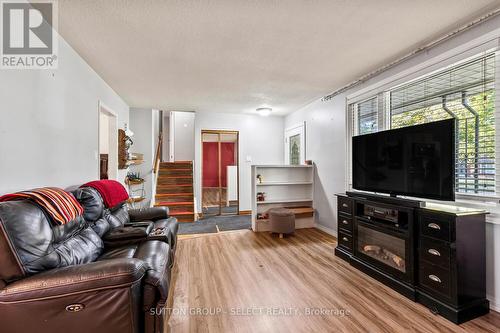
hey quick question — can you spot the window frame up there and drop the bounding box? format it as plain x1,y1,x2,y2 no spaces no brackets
345,49,500,202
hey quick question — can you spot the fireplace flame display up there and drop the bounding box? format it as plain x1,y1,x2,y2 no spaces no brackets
362,245,406,272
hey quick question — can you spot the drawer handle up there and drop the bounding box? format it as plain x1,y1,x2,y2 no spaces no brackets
428,249,441,256
342,237,349,242
342,203,349,208
428,275,442,283
427,223,441,230
342,220,349,225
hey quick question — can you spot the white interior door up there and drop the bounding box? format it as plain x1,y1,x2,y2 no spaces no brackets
285,122,306,165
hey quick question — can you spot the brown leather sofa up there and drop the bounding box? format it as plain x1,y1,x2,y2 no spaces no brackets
0,194,177,333
73,186,179,253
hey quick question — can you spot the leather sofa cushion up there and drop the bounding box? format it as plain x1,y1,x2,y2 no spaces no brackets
133,241,171,304
73,187,104,222
128,206,169,222
0,201,103,281
109,203,130,226
102,227,150,248
91,217,112,237
98,245,139,261
0,258,146,302
98,241,171,307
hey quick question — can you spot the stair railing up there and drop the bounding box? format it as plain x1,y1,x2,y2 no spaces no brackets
153,131,162,174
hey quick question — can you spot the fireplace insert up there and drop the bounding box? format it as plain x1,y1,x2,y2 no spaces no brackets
353,201,414,284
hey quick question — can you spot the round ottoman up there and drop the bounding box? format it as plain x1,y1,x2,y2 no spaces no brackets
268,208,295,238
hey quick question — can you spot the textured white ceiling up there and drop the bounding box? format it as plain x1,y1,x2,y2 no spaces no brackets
57,0,500,115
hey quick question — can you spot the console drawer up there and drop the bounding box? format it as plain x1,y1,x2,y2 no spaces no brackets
338,231,353,252
419,261,452,300
419,237,451,269
338,196,353,216
419,212,452,242
338,214,353,233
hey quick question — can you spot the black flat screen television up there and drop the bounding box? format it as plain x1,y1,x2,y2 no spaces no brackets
352,119,455,201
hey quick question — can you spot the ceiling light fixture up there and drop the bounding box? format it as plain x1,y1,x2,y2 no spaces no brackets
256,107,272,116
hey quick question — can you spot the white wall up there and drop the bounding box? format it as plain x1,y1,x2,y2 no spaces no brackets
285,15,500,311
285,96,347,234
0,37,129,194
173,111,195,161
195,112,284,212
129,108,159,207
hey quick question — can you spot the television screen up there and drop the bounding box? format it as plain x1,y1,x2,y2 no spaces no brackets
352,119,455,201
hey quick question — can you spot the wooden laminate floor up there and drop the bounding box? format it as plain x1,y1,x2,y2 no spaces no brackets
166,228,500,333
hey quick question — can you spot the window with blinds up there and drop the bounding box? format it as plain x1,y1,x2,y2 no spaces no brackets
390,53,496,195
356,97,378,135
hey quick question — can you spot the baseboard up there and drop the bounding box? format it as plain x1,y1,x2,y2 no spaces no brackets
239,210,251,215
487,294,500,313
315,224,337,238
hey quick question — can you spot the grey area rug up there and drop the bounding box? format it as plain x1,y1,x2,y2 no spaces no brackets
178,215,251,235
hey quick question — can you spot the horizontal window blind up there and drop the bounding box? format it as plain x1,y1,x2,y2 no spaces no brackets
357,97,378,135
390,54,496,195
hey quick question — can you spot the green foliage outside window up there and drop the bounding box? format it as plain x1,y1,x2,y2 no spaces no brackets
391,91,496,193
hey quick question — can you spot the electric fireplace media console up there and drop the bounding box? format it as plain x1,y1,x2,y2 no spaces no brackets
335,192,489,324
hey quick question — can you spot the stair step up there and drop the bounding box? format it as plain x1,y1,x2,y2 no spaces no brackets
157,179,192,184
158,176,192,179
153,206,194,222
156,161,195,222
160,162,193,169
156,192,193,196
156,187,193,194
159,170,192,176
156,201,193,206
176,216,195,222
159,168,192,172
169,207,194,213
155,194,193,202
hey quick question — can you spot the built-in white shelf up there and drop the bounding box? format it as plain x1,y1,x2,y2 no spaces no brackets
252,165,314,168
257,198,313,205
251,165,315,232
257,181,313,186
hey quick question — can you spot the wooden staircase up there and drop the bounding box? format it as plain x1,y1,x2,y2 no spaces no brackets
154,161,195,222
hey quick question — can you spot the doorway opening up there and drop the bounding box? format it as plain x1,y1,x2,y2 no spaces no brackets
201,130,239,217
98,103,118,180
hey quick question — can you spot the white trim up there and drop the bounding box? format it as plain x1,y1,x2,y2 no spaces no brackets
315,224,337,238
98,101,119,180
98,101,118,117
169,111,175,162
488,295,500,313
345,101,353,192
495,51,500,196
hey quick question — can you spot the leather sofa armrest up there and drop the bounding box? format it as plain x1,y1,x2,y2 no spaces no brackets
103,226,150,241
128,207,169,222
0,258,147,303
124,221,154,229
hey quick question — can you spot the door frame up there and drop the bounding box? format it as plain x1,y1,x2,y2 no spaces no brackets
201,129,240,216
285,122,306,165
98,101,118,180
169,111,175,162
